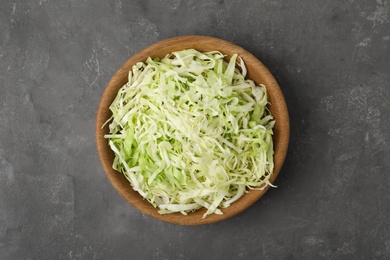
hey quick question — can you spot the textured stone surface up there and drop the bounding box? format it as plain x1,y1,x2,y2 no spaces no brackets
1,0,390,259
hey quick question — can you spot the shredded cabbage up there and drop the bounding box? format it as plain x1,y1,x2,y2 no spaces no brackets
104,49,275,218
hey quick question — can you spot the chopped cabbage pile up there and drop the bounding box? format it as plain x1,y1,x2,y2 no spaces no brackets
104,49,275,218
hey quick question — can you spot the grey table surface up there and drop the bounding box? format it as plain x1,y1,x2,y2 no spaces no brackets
1,0,390,259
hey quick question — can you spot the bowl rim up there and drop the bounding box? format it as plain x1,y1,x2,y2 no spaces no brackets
95,35,290,225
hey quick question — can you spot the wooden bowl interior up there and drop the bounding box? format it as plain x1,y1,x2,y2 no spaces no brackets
96,36,289,225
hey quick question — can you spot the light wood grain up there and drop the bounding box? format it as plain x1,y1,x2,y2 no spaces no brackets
95,36,290,225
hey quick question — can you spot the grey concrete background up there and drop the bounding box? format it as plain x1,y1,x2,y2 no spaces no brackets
0,0,389,259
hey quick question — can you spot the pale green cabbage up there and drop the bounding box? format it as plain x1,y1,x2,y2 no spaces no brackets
104,49,275,218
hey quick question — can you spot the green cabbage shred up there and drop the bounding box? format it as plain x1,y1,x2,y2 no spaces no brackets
104,49,275,218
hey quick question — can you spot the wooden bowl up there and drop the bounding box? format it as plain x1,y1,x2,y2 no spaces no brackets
96,36,289,225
